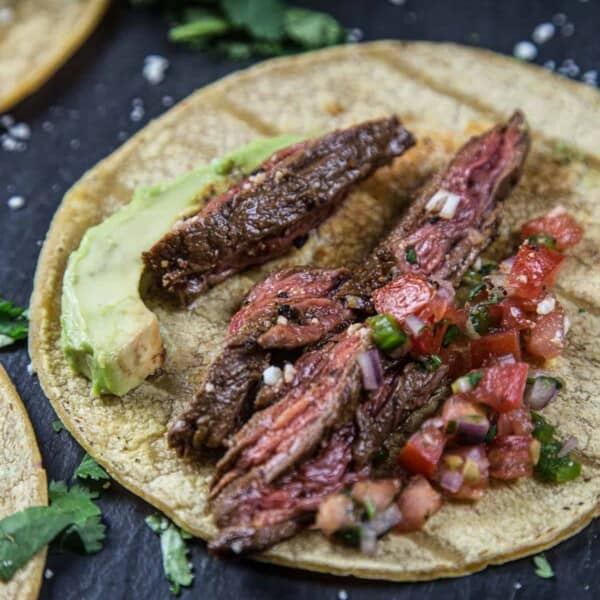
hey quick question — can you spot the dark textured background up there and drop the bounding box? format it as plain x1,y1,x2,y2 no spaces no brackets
1,1,598,598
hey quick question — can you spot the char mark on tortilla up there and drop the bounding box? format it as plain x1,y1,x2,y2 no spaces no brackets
206,112,531,554
144,116,415,304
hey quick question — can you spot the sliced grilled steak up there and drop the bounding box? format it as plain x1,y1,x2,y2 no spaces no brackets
168,268,350,452
208,113,531,554
144,117,415,303
337,111,530,309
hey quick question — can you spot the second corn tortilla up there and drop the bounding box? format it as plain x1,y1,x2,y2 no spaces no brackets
30,41,600,580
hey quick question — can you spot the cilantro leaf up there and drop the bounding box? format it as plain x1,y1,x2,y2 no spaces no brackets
0,297,28,348
146,514,194,595
169,9,231,43
222,0,286,41
52,419,65,433
0,482,106,582
284,7,346,49
74,454,110,482
533,554,554,579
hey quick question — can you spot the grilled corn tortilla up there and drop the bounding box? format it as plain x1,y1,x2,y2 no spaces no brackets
30,42,600,580
0,0,109,112
0,364,47,599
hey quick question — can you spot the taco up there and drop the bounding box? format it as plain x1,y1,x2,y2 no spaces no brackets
0,364,47,600
0,0,109,112
30,41,600,580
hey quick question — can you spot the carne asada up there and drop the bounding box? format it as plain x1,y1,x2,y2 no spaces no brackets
207,114,533,554
170,112,530,456
144,116,415,303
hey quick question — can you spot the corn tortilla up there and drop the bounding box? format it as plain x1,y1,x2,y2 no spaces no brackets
0,0,109,113
30,42,600,580
0,364,47,599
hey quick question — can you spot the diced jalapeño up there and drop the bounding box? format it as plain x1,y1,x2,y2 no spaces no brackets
367,314,408,351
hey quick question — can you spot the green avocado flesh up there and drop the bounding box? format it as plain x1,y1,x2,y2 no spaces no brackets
61,135,302,397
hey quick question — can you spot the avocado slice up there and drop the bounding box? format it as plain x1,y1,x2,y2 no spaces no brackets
61,135,302,396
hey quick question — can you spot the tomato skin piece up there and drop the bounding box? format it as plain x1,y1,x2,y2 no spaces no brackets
497,407,534,436
488,435,536,480
372,274,438,324
521,209,584,250
470,330,522,368
411,322,447,356
395,475,442,533
507,242,564,300
524,305,567,360
397,420,446,478
466,362,528,413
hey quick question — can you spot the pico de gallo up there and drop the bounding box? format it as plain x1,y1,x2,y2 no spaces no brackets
315,207,584,552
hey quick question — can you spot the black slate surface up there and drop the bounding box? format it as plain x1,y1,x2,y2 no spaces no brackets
0,1,598,599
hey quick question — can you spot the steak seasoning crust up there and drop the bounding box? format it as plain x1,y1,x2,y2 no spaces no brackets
143,117,415,303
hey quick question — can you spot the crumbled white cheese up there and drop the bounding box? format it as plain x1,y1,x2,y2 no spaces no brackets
283,363,296,384
338,591,349,600
263,366,283,386
513,41,538,61
276,315,288,325
44,569,54,580
143,55,170,85
7,195,25,210
9,123,31,140
205,382,215,393
537,295,556,315
532,22,555,44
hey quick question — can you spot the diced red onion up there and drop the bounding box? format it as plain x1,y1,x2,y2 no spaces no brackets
564,314,571,334
558,435,578,458
548,205,567,218
486,271,508,289
359,525,378,555
358,349,384,390
439,469,464,494
524,376,559,410
369,504,403,536
455,416,490,444
405,314,426,337
499,256,516,272
451,375,473,394
440,193,461,219
536,295,556,315
497,354,516,364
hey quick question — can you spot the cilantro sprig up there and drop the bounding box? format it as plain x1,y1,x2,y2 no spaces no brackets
0,482,106,581
533,553,554,579
74,454,110,482
146,514,194,595
131,0,346,58
0,297,28,348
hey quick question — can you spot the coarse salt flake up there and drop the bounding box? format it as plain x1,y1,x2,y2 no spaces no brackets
143,55,170,85
263,366,283,386
532,22,555,44
513,41,537,61
7,195,25,210
9,123,31,140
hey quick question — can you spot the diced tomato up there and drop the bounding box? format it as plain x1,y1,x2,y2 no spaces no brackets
444,305,468,328
521,207,584,250
497,407,534,436
395,475,442,532
497,297,536,331
465,362,528,413
351,479,401,513
507,242,564,300
411,321,447,355
441,395,487,424
436,445,490,500
524,304,567,360
440,344,471,379
488,435,537,480
470,330,522,368
373,274,440,324
397,420,446,478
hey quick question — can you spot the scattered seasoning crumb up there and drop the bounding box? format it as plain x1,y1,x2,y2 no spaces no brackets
558,59,580,78
347,28,363,43
36,239,43,246
552,13,567,26
1,135,25,152
161,95,174,107
544,60,556,71
44,568,54,580
130,99,145,123
7,195,25,210
324,101,345,116
514,581,523,590
513,41,537,61
143,55,170,85
8,123,30,140
532,22,555,44
338,590,348,600
117,131,128,141
582,70,598,86
561,22,575,37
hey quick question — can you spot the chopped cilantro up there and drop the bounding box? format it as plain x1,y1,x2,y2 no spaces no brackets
469,304,490,335
442,323,460,347
0,297,28,348
146,514,194,595
363,498,376,520
284,7,345,48
420,354,442,372
484,424,497,444
467,371,483,388
405,245,418,265
74,454,110,482
578,307,586,314
0,482,106,582
527,233,557,250
467,282,485,301
51,419,65,433
533,554,554,579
